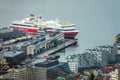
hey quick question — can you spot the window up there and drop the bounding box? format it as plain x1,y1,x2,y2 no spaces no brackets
12,23,32,27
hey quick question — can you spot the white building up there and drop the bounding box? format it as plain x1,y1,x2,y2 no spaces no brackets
66,53,95,72
9,68,26,80
66,54,78,72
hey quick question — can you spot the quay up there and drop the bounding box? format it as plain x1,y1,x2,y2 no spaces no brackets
37,38,78,56
47,38,77,54
0,28,78,58
0,28,78,65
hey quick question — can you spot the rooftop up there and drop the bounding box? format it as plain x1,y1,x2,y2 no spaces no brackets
0,27,13,34
30,31,62,45
35,59,59,68
66,54,78,60
3,51,24,57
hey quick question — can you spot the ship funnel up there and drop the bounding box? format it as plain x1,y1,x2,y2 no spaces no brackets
30,14,34,17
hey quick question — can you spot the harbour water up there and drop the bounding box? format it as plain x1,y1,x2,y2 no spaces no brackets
1,0,120,61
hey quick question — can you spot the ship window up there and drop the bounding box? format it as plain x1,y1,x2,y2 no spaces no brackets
12,23,32,27
12,23,19,26
46,28,53,30
21,24,32,27
61,26,74,28
61,29,75,31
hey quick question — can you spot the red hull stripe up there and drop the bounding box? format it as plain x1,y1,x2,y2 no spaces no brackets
9,26,38,33
46,30,78,38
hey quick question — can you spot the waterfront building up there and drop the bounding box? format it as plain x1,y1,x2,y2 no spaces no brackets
75,45,116,73
96,45,116,64
66,54,79,72
6,58,71,80
78,53,95,68
3,51,26,64
85,45,116,67
90,49,108,67
78,53,95,72
115,43,120,62
26,32,64,56
114,34,120,62
9,68,26,80
66,53,95,72
27,59,71,80
116,43,120,55
0,27,25,41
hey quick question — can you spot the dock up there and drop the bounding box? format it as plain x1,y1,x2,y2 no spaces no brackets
39,38,78,56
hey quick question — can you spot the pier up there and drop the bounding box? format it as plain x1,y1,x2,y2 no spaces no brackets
39,38,78,56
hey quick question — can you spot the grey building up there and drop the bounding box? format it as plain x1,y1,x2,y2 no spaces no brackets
0,28,25,41
26,32,64,56
3,51,26,64
27,59,71,80
78,53,95,68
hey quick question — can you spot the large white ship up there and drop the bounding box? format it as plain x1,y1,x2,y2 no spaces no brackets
9,15,79,38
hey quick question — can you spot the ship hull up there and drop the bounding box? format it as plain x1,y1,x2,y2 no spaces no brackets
9,26,38,33
46,30,79,38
